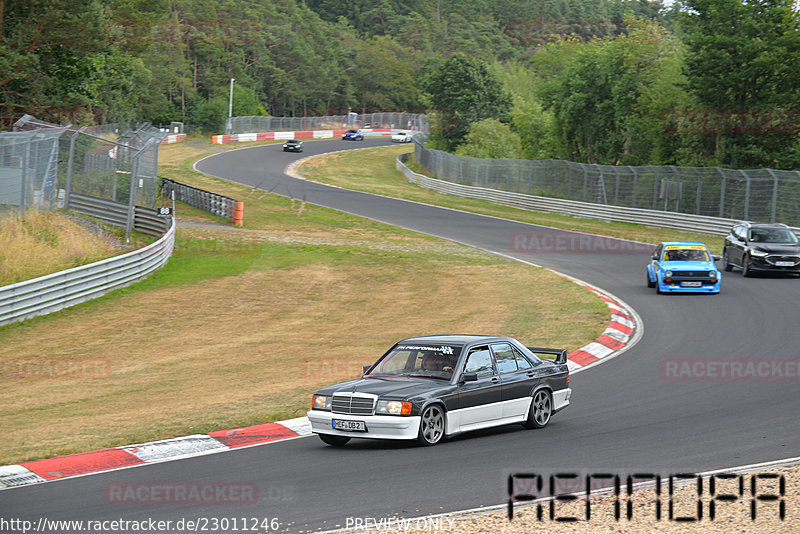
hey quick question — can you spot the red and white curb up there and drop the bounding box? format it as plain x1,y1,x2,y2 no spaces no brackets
566,284,639,373
0,418,313,490
0,283,637,491
160,133,185,144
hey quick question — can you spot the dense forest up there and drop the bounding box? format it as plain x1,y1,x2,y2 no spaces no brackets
2,0,799,169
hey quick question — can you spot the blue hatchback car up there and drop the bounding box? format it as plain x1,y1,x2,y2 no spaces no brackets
342,129,364,141
646,241,721,294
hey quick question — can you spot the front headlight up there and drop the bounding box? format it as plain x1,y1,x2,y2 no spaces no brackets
750,249,768,257
375,400,412,415
665,270,673,277
312,395,331,411
708,270,717,277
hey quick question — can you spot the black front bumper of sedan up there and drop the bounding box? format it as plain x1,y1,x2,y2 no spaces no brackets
749,255,800,273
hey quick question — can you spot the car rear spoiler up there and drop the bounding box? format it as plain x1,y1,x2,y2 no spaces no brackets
527,347,568,365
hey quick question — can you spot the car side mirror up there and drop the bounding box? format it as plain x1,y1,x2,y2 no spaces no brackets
363,364,371,374
460,372,478,383
651,254,658,260
712,255,721,262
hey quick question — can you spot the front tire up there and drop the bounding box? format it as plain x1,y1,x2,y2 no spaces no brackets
417,404,445,446
319,434,350,447
742,255,753,277
524,389,552,429
722,250,733,272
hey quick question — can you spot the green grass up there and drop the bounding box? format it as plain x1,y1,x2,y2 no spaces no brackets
299,146,727,254
0,139,610,464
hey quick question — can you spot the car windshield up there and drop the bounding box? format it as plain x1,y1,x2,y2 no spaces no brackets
663,247,709,262
366,344,462,380
749,229,799,244
288,139,300,143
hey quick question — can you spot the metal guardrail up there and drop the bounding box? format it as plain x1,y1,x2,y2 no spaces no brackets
0,218,176,327
396,154,800,238
414,142,800,227
68,193,169,236
159,178,241,223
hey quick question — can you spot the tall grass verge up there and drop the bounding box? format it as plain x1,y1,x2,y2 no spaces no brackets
0,210,123,287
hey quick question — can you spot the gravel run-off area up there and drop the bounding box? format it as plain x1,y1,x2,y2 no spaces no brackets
341,461,799,534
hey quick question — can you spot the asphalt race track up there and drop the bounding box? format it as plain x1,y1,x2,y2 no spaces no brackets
3,138,799,532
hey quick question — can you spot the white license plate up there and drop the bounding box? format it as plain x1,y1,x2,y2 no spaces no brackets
332,419,367,432
681,281,703,287
775,261,794,267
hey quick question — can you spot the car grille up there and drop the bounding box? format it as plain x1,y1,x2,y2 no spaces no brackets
767,255,800,264
670,271,712,277
332,395,375,415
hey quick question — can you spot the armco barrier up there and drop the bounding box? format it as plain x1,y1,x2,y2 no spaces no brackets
159,178,242,225
67,194,170,236
211,128,396,144
0,218,176,327
396,154,800,238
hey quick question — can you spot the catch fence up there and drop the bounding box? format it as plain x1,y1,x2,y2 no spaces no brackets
3,115,168,239
415,144,800,227
226,113,428,135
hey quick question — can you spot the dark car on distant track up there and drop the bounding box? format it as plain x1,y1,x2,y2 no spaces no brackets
282,139,303,152
342,129,364,141
307,335,571,446
722,222,800,276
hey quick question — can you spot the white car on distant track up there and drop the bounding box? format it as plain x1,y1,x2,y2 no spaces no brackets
391,131,414,143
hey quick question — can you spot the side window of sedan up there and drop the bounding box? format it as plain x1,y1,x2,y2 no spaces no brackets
510,344,535,370
491,343,518,374
464,346,495,378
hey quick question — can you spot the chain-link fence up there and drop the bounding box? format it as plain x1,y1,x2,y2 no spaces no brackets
415,144,800,226
226,112,429,134
4,115,167,238
0,127,65,214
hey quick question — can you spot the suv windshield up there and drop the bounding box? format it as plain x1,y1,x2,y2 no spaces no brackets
749,228,799,244
367,344,462,380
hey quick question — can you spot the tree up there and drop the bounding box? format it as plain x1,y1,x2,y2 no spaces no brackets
0,0,117,125
455,118,522,158
678,0,800,168
421,53,511,150
352,36,423,113
534,17,688,165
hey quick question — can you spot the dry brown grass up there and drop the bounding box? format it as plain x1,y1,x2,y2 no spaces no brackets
0,210,122,286
0,227,606,464
0,140,608,464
